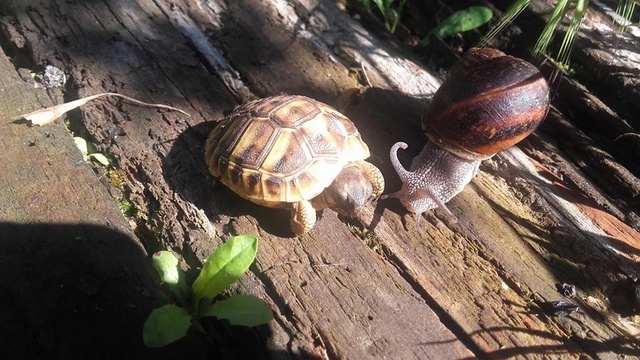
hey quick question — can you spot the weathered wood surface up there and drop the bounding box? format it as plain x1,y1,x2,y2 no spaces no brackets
1,0,639,358
0,41,190,358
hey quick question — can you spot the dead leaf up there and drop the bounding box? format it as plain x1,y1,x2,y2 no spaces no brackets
17,92,190,126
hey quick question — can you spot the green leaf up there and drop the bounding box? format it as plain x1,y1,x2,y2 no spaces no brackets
152,251,180,283
200,294,273,327
74,137,111,166
424,6,493,45
386,0,406,33
87,153,110,166
73,137,88,156
151,251,190,306
142,304,192,347
191,235,258,304
371,0,386,15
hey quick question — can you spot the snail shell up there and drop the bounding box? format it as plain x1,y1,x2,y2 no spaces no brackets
425,47,550,160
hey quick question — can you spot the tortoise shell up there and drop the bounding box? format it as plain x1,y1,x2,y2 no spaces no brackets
204,95,371,208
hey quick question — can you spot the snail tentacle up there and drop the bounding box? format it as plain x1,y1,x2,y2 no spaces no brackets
388,142,411,182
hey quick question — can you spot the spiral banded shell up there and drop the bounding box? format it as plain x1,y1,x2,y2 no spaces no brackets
423,48,550,160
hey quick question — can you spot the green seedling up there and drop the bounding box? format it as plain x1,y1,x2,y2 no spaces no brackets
359,0,407,33
143,235,273,348
422,6,493,45
73,136,110,166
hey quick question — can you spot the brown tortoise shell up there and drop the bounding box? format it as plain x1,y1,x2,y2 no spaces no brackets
204,95,371,208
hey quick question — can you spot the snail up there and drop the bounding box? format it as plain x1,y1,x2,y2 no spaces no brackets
385,47,550,222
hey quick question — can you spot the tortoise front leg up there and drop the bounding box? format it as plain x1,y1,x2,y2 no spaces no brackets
356,160,385,200
290,200,317,235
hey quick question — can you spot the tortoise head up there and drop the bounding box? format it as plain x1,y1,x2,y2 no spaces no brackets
311,161,384,215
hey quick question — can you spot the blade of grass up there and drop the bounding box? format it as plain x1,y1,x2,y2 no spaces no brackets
616,0,637,31
480,0,531,46
533,0,572,59
556,0,589,70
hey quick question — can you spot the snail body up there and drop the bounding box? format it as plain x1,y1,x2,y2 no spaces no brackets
387,48,550,221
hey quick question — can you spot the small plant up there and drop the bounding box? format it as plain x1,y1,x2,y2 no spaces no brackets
360,0,407,33
114,193,136,217
143,235,273,347
73,136,110,166
106,168,126,189
422,6,494,45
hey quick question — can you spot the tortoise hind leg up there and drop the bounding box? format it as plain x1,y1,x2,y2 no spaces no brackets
290,200,317,235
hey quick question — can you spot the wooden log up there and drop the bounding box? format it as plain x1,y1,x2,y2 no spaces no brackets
1,0,639,358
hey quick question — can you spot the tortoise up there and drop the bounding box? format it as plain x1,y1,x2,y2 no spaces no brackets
204,95,385,235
